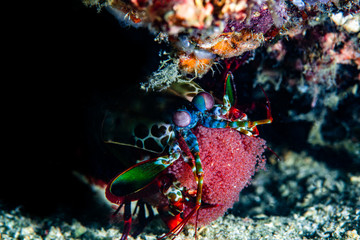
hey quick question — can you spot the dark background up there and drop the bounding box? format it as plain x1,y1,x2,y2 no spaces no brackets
2,0,163,222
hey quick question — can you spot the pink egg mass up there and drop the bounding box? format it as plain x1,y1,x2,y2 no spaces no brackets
167,125,267,226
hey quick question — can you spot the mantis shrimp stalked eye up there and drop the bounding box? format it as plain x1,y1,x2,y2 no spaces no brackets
192,92,214,112
173,110,192,128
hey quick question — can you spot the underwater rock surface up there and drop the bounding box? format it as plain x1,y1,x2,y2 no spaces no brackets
1,151,359,239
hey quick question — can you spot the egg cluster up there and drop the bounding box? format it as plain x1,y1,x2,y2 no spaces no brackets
167,125,266,226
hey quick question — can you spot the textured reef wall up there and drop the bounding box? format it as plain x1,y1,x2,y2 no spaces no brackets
81,0,360,237
81,0,360,166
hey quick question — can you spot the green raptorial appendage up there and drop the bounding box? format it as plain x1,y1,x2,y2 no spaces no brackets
110,159,167,197
225,73,235,107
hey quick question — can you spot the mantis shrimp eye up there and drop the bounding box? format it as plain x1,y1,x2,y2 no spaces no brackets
173,110,191,127
192,92,214,112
